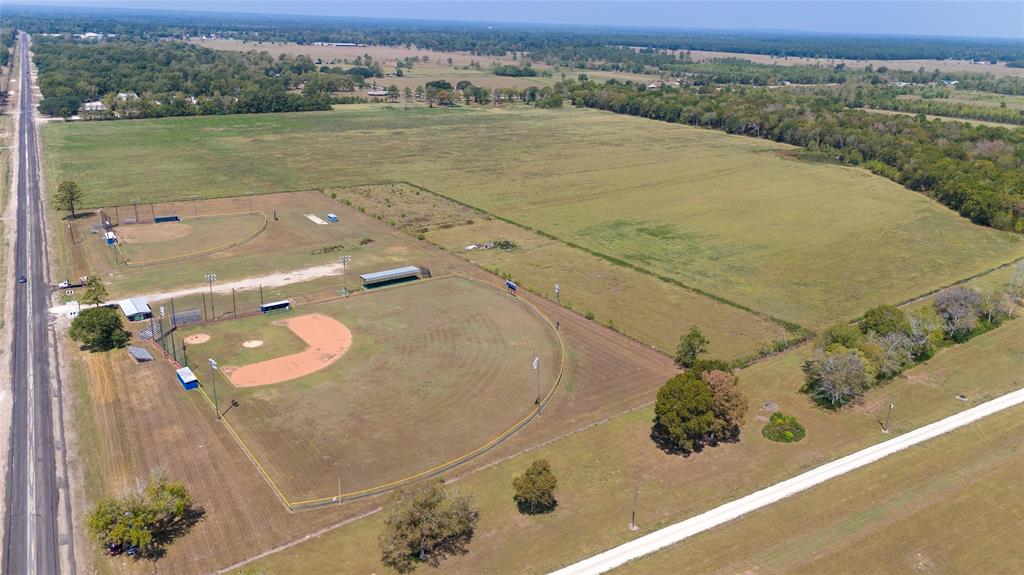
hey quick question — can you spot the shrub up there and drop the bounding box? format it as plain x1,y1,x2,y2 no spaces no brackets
512,460,558,514
859,304,910,336
761,412,806,443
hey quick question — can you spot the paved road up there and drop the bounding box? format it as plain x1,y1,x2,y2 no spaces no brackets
551,386,1024,575
2,32,61,575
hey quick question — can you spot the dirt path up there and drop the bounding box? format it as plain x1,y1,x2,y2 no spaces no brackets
48,261,345,316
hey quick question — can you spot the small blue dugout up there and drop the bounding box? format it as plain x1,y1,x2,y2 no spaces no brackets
326,213,338,223
176,367,199,391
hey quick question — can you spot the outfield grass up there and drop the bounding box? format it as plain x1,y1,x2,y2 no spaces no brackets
174,276,561,501
229,312,1024,574
615,404,1024,575
44,106,1022,328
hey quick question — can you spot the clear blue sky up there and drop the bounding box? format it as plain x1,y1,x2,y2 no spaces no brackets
14,1,1024,39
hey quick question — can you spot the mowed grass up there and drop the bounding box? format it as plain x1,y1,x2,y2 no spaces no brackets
174,276,561,501
615,405,1024,575
230,315,1024,574
44,106,1022,328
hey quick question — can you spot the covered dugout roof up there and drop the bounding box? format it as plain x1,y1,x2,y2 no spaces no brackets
360,266,421,285
118,297,151,317
176,367,198,382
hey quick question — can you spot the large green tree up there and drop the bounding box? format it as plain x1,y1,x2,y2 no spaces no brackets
85,473,200,558
69,306,129,351
674,326,708,369
379,480,478,573
81,275,108,305
653,372,715,453
53,180,85,218
859,304,910,337
512,459,558,514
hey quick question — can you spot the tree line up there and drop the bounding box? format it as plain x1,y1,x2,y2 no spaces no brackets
33,40,334,118
804,267,1023,408
563,79,1024,232
7,6,1023,63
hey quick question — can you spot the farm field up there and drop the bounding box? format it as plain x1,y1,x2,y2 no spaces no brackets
62,191,457,299
333,183,787,359
43,105,1023,328
862,106,1022,128
172,276,562,502
229,310,1024,575
193,38,655,90
686,49,1024,78
898,90,1024,110
615,404,1024,575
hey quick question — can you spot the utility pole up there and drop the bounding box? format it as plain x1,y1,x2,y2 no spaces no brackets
883,396,894,433
630,484,640,531
208,358,220,419
554,283,561,330
340,255,351,296
190,194,199,219
232,288,237,317
246,191,255,213
205,273,217,319
130,198,139,223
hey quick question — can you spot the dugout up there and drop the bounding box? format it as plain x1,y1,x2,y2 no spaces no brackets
176,367,199,391
360,266,422,288
154,215,181,223
260,300,292,314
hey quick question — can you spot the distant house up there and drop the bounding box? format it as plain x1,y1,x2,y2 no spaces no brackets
118,297,152,322
366,89,390,98
116,91,139,101
81,100,106,112
646,80,680,90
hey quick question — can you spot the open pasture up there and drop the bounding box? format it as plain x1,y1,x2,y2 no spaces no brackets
173,276,562,502
616,404,1024,575
44,105,1023,328
334,183,788,358
686,49,1024,78
63,190,455,298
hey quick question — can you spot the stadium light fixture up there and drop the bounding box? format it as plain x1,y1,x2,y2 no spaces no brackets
205,273,217,319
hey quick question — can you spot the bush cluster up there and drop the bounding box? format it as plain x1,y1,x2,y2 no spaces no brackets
761,412,806,443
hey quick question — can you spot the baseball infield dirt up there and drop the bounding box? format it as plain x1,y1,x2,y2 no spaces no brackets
226,314,352,387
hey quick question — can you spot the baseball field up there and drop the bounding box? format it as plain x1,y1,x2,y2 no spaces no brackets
43,105,1023,330
171,275,562,502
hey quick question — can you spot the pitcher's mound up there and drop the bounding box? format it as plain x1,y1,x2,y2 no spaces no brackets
184,333,210,344
243,340,264,348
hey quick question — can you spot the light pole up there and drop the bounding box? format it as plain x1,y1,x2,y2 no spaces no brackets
208,357,220,419
130,198,139,222
532,356,541,408
190,194,199,219
554,283,561,330
883,396,894,433
205,273,217,319
246,191,254,213
339,255,351,296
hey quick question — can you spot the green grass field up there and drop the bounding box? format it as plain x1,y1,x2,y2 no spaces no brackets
44,105,1022,329
173,276,561,502
228,311,1024,574
615,404,1024,575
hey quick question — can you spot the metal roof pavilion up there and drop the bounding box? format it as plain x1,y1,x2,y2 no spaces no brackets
359,266,421,284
